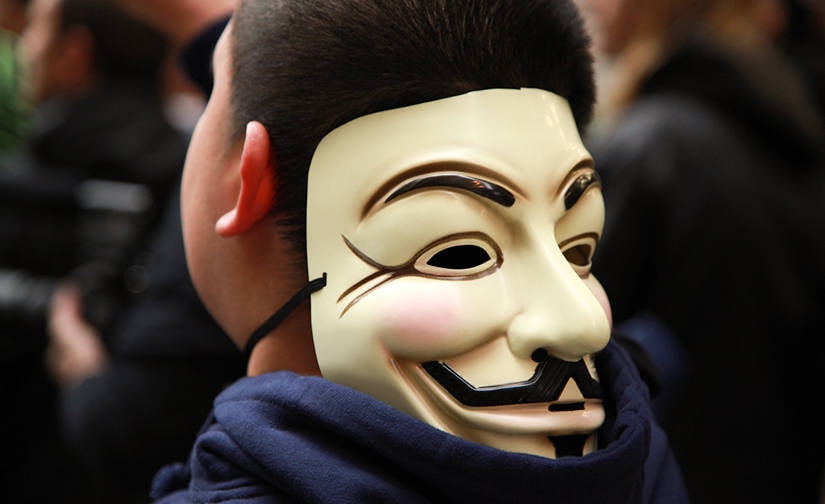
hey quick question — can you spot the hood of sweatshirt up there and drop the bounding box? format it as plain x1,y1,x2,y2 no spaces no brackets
151,340,686,504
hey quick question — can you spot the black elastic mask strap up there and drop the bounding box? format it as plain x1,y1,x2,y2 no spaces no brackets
243,273,327,361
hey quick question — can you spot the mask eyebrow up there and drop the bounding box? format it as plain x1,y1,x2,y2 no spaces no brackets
556,161,600,210
362,161,522,219
385,174,515,207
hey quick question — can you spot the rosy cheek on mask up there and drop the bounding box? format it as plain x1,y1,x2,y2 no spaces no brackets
583,275,613,328
377,284,464,360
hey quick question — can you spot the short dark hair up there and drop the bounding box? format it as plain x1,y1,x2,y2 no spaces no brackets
230,0,595,260
60,0,169,83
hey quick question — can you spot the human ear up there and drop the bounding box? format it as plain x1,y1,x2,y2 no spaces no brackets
215,121,276,237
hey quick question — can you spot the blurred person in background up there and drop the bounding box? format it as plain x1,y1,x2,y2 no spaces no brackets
0,0,182,283
39,0,245,500
1,0,244,502
0,0,180,501
576,0,825,501
0,0,30,155
7,0,182,194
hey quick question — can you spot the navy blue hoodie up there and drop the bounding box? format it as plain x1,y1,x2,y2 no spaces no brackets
150,341,687,503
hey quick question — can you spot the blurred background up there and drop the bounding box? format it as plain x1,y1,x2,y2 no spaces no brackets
1,0,243,502
574,0,825,502
2,0,824,502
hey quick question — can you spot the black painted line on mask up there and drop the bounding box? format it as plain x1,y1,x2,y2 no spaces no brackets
386,174,515,207
563,171,601,210
421,356,603,407
548,434,589,458
548,402,585,412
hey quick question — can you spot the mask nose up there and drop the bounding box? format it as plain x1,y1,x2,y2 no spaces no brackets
506,246,611,363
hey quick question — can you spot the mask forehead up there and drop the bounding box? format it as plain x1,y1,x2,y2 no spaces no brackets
307,87,591,277
311,88,587,214
306,88,609,456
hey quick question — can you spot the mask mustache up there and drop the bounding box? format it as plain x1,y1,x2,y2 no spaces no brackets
421,355,603,408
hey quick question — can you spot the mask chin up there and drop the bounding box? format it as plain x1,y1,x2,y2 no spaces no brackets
395,357,606,459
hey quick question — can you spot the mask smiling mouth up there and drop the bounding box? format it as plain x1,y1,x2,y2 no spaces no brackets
421,355,603,408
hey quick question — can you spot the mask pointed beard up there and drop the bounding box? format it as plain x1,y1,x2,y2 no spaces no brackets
421,355,603,408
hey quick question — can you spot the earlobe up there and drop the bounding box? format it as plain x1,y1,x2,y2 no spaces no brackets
216,121,276,237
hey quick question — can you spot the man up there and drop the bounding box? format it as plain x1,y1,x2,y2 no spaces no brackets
151,0,687,502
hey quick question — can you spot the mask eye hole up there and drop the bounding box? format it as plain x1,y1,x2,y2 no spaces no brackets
559,233,599,278
562,244,592,267
427,244,491,270
414,236,501,278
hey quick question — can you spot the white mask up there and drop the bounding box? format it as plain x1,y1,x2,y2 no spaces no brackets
305,88,612,459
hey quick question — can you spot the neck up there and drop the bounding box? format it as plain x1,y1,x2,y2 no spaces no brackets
246,302,321,377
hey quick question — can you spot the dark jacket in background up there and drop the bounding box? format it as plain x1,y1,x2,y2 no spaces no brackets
0,78,185,275
589,35,825,504
30,79,184,202
60,186,246,503
0,78,187,503
1,75,245,503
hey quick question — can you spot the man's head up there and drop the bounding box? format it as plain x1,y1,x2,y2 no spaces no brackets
181,0,607,457
228,0,596,255
22,0,167,103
